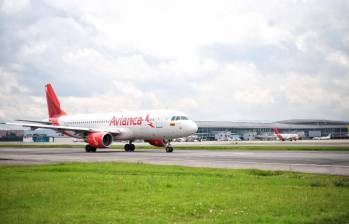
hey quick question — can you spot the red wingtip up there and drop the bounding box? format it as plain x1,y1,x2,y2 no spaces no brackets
45,83,66,118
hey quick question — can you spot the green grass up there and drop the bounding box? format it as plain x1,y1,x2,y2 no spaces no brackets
1,163,349,223
1,143,349,151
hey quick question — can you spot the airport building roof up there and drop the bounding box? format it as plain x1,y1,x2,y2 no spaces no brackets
276,119,349,125
196,119,349,129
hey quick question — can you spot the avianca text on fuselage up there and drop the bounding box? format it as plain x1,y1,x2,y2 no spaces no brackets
109,114,154,128
109,116,143,126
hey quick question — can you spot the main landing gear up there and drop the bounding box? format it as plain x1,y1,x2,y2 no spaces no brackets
165,141,173,153
85,144,97,153
124,141,135,152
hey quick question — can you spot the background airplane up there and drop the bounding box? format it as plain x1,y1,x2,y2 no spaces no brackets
313,134,331,140
3,84,198,153
273,128,300,141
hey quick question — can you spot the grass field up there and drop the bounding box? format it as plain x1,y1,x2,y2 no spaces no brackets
1,163,349,223
1,143,349,151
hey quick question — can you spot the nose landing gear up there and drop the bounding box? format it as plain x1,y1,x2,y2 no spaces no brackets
165,140,173,153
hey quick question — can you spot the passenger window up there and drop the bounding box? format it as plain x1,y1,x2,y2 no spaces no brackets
176,116,180,120
171,116,176,121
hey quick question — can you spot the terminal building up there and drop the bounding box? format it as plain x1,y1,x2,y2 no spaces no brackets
196,119,349,141
0,129,24,141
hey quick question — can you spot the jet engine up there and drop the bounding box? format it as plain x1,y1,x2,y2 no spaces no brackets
87,132,113,148
146,139,167,147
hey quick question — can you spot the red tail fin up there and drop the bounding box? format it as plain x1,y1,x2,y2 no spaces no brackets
273,128,282,140
273,128,280,135
45,84,66,118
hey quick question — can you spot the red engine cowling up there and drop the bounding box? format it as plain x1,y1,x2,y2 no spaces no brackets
87,132,113,148
146,139,167,147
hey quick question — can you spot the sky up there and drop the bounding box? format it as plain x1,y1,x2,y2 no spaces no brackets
0,0,349,122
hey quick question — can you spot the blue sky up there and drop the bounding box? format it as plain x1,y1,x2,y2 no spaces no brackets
0,0,349,121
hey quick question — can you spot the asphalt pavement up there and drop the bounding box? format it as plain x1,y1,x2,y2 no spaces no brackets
1,147,348,176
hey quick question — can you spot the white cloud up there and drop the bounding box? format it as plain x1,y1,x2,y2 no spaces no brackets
234,88,275,105
1,0,30,13
327,51,349,68
0,0,349,121
0,68,46,120
21,43,47,56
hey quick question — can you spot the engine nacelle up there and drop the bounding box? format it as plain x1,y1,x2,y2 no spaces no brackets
87,132,113,148
146,139,167,147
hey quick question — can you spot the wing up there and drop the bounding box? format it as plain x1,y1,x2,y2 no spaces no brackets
15,119,52,125
2,122,121,136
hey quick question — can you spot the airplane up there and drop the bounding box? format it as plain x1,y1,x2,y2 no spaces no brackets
2,84,198,153
313,134,331,140
255,134,276,141
273,128,300,141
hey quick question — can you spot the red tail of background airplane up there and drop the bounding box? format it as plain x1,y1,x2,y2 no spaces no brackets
273,128,282,140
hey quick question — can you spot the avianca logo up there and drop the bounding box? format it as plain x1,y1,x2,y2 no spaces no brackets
109,114,154,128
145,114,155,128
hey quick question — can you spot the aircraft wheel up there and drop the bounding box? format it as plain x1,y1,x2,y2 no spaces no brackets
90,147,97,152
130,144,135,152
124,143,135,152
166,146,173,153
85,145,91,153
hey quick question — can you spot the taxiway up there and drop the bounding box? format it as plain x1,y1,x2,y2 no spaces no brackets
0,147,348,176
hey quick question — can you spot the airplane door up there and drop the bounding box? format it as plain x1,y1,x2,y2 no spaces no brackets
156,117,163,128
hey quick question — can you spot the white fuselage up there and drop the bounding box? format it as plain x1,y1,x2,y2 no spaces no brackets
55,109,198,141
313,134,331,140
276,133,300,141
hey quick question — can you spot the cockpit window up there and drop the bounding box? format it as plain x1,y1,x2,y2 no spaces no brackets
172,116,189,121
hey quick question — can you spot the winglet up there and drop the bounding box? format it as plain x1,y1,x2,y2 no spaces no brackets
45,84,66,118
